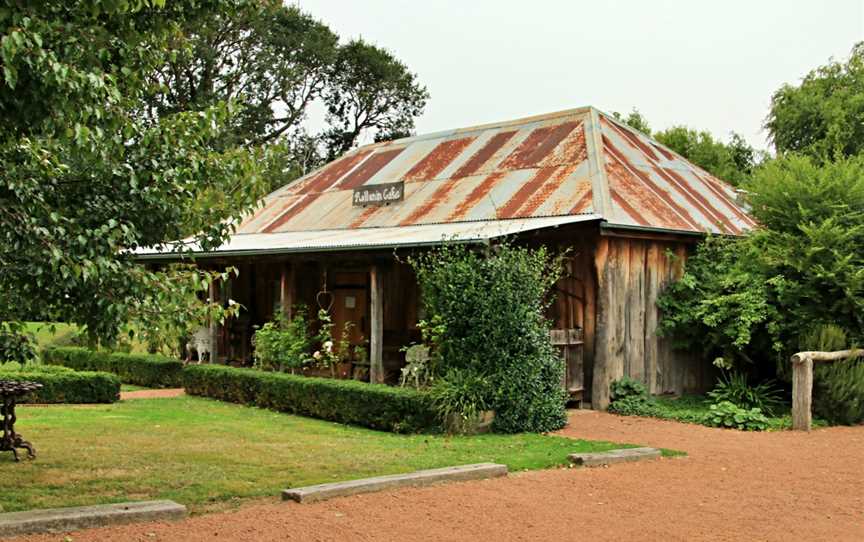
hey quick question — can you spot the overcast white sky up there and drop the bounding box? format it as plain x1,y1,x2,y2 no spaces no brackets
295,0,863,151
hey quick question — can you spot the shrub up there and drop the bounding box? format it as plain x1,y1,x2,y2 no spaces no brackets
813,359,864,425
610,376,649,402
252,306,312,372
183,364,438,433
608,377,653,416
703,401,769,431
41,346,184,388
409,243,567,433
429,370,491,433
658,156,864,380
0,363,119,403
707,371,785,416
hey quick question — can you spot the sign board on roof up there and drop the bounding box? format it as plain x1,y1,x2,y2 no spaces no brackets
353,181,404,207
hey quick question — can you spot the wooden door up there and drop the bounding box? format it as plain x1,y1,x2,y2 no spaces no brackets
550,328,584,403
332,288,368,356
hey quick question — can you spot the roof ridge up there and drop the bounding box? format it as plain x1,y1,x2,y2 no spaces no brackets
369,105,596,148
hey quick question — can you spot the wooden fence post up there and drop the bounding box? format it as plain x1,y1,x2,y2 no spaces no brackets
791,355,813,431
790,349,864,431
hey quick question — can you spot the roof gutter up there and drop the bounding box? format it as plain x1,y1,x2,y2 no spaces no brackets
133,237,490,262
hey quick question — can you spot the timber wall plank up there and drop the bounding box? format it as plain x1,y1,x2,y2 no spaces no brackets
592,237,710,409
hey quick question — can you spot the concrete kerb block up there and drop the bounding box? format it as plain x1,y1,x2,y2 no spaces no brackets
283,463,508,503
0,500,187,538
569,447,661,467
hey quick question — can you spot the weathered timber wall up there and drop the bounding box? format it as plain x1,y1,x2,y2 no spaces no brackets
592,236,710,409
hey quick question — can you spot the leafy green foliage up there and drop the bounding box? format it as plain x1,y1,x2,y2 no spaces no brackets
611,108,652,135
0,322,36,364
410,243,567,433
0,363,119,404
813,359,864,425
703,401,770,431
608,377,652,416
41,346,185,388
707,372,785,416
252,306,312,372
659,155,864,379
312,308,354,376
610,376,648,402
429,370,491,434
183,364,438,433
0,2,265,349
766,42,864,162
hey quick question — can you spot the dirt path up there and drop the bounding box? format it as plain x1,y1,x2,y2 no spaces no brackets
120,388,185,400
15,411,864,541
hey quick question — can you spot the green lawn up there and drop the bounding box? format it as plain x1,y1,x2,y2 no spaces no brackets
1,396,637,513
120,384,150,392
21,322,80,350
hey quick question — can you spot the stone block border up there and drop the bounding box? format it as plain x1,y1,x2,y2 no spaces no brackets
568,447,661,467
283,463,508,503
0,500,187,538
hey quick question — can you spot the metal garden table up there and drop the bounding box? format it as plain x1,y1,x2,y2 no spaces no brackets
0,380,41,461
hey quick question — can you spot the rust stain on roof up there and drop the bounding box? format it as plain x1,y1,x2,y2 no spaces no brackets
693,170,757,228
605,153,692,231
652,142,675,161
402,137,475,181
611,189,650,227
538,123,588,168
263,194,319,233
232,107,754,238
657,167,738,234
446,171,508,221
452,131,517,178
500,164,577,218
296,151,372,195
604,136,701,231
348,205,380,229
499,121,580,170
399,179,460,226
605,119,660,162
337,148,404,190
569,184,594,214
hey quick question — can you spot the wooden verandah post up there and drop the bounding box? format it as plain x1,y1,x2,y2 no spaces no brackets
208,279,220,363
370,265,384,384
790,349,864,431
280,263,295,319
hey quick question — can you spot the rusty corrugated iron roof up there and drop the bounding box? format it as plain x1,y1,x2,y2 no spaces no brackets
234,106,754,238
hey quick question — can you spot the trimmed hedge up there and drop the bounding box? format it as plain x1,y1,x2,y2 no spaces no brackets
42,346,184,388
0,365,120,404
183,364,438,433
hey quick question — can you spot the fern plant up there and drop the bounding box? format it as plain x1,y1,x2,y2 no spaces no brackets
707,371,785,416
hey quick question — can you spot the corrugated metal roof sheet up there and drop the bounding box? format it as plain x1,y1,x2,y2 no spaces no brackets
137,214,600,258
138,107,755,258
236,106,754,239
